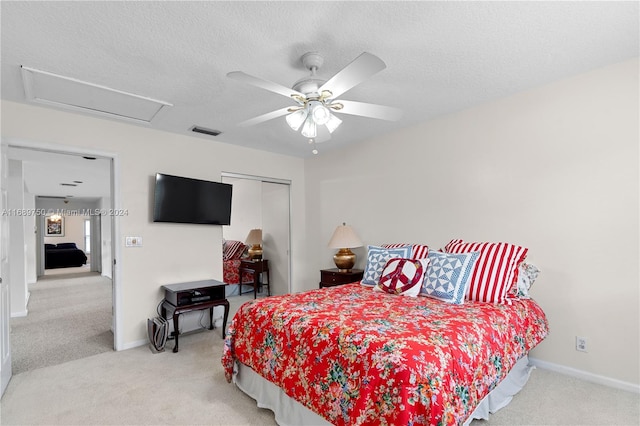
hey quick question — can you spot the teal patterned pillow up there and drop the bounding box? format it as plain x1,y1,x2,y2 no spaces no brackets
421,251,480,304
362,245,412,286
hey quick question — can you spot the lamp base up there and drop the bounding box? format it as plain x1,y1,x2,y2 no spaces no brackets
333,248,356,272
248,244,262,260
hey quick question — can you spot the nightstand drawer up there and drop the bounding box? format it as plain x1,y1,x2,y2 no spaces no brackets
319,268,364,288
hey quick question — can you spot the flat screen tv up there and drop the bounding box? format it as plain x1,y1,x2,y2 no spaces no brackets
153,173,232,225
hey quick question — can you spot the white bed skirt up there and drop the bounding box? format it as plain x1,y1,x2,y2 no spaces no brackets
232,355,534,425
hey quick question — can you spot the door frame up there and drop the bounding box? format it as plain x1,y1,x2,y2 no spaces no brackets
4,139,122,350
1,141,11,396
221,172,292,294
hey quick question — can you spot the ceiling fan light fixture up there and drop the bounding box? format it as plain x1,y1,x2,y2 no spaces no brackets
311,101,330,125
325,114,342,133
301,115,317,138
291,94,306,104
286,108,308,131
228,51,401,151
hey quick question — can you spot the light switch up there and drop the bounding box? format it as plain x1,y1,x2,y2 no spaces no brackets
125,236,143,247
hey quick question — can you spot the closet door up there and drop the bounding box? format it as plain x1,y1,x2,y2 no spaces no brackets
261,182,290,295
222,173,291,296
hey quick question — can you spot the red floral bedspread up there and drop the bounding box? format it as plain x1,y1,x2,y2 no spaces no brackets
222,259,254,285
222,283,548,426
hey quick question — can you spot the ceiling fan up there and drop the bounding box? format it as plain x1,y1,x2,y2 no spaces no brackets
227,52,402,153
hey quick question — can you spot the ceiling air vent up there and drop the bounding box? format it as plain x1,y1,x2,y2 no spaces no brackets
191,126,222,137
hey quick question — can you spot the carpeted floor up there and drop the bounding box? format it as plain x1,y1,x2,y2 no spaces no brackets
10,270,113,374
2,328,638,425
2,291,638,425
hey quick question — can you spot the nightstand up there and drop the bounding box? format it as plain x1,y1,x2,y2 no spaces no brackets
319,268,364,288
240,259,270,299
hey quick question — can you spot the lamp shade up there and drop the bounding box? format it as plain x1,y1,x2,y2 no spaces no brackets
327,223,363,249
245,228,262,245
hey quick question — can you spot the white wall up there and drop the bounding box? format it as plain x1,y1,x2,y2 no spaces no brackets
2,100,307,349
304,59,639,386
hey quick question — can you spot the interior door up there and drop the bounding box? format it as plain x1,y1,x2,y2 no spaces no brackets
1,142,12,396
261,181,290,295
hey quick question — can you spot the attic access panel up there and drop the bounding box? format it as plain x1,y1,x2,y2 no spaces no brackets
21,66,172,124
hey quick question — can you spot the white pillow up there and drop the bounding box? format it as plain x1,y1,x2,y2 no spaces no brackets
513,262,540,299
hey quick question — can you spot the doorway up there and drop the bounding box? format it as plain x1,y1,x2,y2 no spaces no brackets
37,198,103,278
3,144,117,380
221,173,291,296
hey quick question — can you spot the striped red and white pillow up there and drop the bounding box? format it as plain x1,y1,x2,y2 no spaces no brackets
444,239,528,304
381,243,430,259
223,240,246,261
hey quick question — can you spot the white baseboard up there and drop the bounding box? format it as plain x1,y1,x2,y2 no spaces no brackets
529,357,640,394
120,338,148,351
10,309,28,318
119,317,226,352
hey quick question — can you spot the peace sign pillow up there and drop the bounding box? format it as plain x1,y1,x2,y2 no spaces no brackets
374,258,430,297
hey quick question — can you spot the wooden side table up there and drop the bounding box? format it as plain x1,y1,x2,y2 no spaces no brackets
161,298,229,353
319,268,364,288
240,259,270,299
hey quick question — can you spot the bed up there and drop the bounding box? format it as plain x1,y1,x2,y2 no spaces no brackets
222,240,548,425
222,240,257,297
44,242,88,269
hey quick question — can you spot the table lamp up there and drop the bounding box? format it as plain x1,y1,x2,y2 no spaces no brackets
245,228,263,260
327,223,363,271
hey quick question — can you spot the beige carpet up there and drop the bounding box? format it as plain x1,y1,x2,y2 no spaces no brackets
43,265,91,276
2,293,639,425
10,271,113,374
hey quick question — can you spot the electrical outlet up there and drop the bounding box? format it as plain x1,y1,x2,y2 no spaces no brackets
576,336,588,352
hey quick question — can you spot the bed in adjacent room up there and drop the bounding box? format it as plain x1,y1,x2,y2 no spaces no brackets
222,239,254,296
44,242,88,269
222,240,548,425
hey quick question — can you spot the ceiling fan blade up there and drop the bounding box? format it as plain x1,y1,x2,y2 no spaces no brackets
227,71,304,99
237,107,291,127
319,52,386,99
336,100,403,121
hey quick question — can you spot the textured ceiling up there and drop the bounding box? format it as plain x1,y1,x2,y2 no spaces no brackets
1,1,638,169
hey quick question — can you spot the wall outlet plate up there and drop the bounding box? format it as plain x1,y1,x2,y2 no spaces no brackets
576,336,588,352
